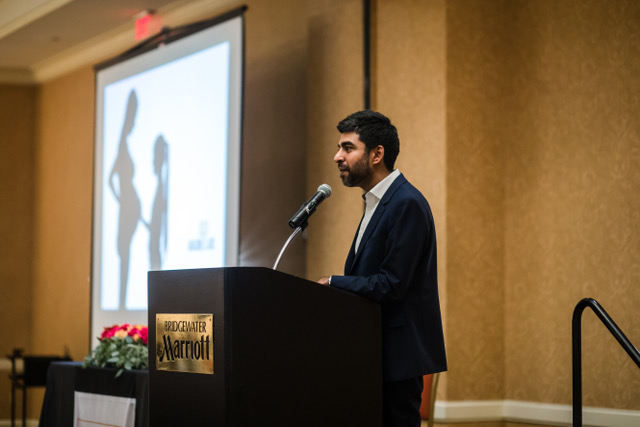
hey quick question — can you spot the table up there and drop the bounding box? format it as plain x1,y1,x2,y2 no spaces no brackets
39,362,148,427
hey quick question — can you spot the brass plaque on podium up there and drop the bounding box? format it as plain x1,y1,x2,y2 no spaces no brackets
155,313,214,374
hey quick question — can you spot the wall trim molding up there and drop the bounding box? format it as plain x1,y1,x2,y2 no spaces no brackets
0,67,37,85
2,401,639,427
434,400,640,426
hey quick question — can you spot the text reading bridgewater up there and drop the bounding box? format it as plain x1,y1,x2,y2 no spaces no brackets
156,313,214,374
164,320,208,333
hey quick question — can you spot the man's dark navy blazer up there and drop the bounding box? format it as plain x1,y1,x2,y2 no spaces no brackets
330,173,447,383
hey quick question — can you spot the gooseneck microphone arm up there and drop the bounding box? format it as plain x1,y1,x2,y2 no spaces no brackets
273,184,332,271
272,225,305,270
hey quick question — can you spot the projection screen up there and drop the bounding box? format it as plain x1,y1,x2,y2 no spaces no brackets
91,11,244,346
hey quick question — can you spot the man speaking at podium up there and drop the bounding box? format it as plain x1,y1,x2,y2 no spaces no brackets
318,110,447,427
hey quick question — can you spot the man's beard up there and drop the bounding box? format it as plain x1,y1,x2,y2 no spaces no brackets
340,152,371,187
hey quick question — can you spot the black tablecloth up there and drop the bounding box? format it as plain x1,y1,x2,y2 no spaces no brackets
39,362,148,427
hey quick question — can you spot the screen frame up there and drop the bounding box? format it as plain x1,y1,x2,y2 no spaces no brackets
90,7,245,348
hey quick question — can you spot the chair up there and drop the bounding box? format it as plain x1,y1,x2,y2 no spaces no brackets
419,372,441,427
8,348,71,427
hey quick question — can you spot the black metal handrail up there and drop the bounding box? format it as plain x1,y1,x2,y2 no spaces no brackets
572,297,640,426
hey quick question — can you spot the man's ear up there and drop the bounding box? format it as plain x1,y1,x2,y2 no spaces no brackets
370,145,385,166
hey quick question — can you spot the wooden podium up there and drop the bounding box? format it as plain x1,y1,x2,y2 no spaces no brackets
148,267,382,426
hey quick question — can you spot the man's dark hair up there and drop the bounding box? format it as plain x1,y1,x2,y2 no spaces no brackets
337,109,400,171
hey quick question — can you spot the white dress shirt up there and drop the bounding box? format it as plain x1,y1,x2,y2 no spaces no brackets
355,169,401,253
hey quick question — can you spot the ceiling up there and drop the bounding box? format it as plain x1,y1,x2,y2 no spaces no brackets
0,0,194,83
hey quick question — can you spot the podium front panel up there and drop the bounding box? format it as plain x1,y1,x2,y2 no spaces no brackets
148,268,226,426
148,267,382,427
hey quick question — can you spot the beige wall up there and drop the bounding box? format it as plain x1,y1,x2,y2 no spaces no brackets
0,84,36,417
239,0,309,276
446,0,508,401
24,65,96,415
501,0,640,408
32,66,95,359
1,0,639,421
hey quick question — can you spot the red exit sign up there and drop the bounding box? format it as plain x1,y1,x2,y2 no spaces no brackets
135,11,160,40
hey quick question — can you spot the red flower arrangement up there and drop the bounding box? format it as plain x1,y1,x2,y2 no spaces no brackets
100,324,149,345
83,324,149,377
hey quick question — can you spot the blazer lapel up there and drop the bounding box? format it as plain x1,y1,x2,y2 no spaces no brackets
346,174,407,274
344,216,363,275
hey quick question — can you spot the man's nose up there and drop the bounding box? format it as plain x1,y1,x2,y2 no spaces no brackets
334,150,343,163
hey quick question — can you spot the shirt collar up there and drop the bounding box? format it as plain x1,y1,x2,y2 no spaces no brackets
364,169,401,202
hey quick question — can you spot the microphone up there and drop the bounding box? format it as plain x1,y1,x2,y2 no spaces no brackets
288,184,332,229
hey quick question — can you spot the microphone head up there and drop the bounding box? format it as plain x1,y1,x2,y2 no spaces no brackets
317,183,332,198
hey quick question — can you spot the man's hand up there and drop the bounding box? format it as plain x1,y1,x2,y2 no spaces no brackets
317,277,331,286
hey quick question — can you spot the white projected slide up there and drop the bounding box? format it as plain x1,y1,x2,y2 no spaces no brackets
91,14,243,345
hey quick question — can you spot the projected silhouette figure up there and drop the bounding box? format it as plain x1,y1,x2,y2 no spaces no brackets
143,135,169,270
108,90,142,310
